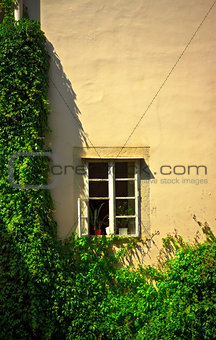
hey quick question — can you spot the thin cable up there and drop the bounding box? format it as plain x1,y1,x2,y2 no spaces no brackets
116,0,216,157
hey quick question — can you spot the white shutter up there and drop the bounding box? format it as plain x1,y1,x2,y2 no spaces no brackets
78,198,89,237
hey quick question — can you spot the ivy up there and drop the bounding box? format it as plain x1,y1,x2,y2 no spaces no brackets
0,0,16,21
0,4,62,339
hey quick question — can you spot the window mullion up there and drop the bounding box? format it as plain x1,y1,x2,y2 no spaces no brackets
109,161,115,234
85,162,89,199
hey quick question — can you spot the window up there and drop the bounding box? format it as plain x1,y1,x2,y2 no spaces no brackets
78,159,140,237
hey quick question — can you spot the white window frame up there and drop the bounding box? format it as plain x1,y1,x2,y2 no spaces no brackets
78,159,141,237
14,0,23,21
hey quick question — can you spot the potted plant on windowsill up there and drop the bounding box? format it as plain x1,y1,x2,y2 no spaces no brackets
90,203,108,236
105,225,110,235
117,219,129,236
116,203,134,236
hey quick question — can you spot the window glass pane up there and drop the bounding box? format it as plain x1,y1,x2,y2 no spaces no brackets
116,218,136,235
89,199,109,235
115,162,135,178
127,218,136,235
115,180,135,197
89,162,108,179
89,181,108,197
116,199,135,216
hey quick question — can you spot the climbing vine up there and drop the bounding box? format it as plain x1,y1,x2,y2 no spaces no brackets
0,0,16,21
0,2,61,338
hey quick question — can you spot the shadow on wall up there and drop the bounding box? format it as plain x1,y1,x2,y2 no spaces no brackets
119,231,160,267
46,40,88,146
46,41,88,238
24,1,86,147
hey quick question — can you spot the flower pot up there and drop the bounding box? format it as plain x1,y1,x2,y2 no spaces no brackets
119,228,128,236
94,229,101,235
105,226,110,235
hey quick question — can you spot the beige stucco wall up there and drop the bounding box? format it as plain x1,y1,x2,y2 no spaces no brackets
40,0,216,264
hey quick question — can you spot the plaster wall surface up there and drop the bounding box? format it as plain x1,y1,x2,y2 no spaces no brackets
41,0,216,264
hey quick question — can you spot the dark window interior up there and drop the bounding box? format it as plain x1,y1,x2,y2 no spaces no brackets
115,180,135,197
89,162,108,179
89,181,108,197
115,162,135,178
89,199,109,235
